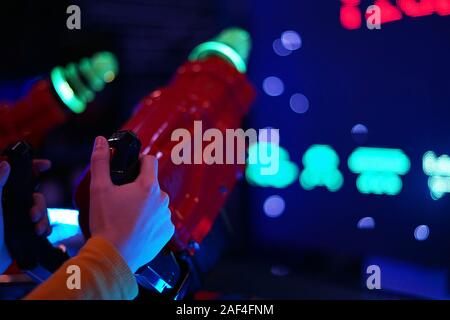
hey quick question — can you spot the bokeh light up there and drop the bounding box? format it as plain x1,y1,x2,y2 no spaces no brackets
351,123,368,144
270,265,291,277
357,217,375,229
300,145,343,192
246,142,299,188
273,38,292,56
289,93,309,114
263,195,286,218
281,30,302,51
423,151,450,200
348,148,410,174
414,225,430,241
348,147,410,195
262,76,284,96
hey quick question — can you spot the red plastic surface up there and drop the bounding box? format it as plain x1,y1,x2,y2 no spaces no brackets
76,56,255,252
0,79,67,151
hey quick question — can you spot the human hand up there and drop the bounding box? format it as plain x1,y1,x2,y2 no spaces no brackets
0,159,52,274
88,136,174,273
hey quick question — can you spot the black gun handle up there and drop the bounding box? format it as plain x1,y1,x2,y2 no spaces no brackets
108,131,141,185
1,142,68,272
107,131,184,295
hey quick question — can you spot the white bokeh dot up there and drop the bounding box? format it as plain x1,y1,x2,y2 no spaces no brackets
414,225,430,241
263,195,286,218
273,38,292,57
351,124,369,144
357,217,375,229
281,30,302,51
290,93,309,114
263,76,284,97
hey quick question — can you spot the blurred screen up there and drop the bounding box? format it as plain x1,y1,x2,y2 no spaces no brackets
247,1,450,272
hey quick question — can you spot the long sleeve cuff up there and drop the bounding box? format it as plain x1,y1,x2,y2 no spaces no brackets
25,236,138,300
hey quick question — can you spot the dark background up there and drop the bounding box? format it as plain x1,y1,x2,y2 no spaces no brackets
1,0,449,299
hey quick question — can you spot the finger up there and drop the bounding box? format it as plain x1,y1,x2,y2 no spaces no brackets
137,155,158,184
42,214,51,236
44,224,53,237
35,218,49,236
164,220,175,241
30,193,46,223
160,191,170,208
90,136,112,187
32,159,51,176
0,161,11,189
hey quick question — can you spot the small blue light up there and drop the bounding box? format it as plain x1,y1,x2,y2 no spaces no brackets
351,124,369,144
47,224,81,244
272,39,292,56
47,209,81,244
270,265,291,277
357,217,375,229
263,195,285,218
351,124,368,135
48,208,79,226
262,76,284,97
281,30,302,51
414,225,430,241
289,93,309,114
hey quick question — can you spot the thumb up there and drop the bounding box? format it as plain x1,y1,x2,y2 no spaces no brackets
90,136,112,187
0,161,10,190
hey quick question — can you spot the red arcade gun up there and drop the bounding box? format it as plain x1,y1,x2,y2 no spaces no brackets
0,51,118,150
75,28,256,299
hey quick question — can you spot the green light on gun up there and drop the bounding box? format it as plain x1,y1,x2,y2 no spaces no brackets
51,51,118,114
189,28,251,73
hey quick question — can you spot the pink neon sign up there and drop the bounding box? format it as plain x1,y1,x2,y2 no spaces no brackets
340,0,450,29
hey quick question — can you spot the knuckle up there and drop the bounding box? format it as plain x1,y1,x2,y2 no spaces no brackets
167,222,175,237
144,154,157,163
91,150,108,162
33,192,44,202
45,226,53,237
30,207,40,222
140,179,158,194
165,207,173,221
90,183,110,194
160,191,170,206
145,155,158,172
139,180,151,192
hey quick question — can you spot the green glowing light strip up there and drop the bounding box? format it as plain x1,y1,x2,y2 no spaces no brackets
189,41,247,73
348,147,410,174
356,172,402,195
423,151,450,176
50,67,86,114
79,58,105,92
245,142,298,188
65,63,95,103
428,176,450,199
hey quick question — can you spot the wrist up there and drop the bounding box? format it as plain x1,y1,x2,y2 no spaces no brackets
90,232,136,273
0,245,12,274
